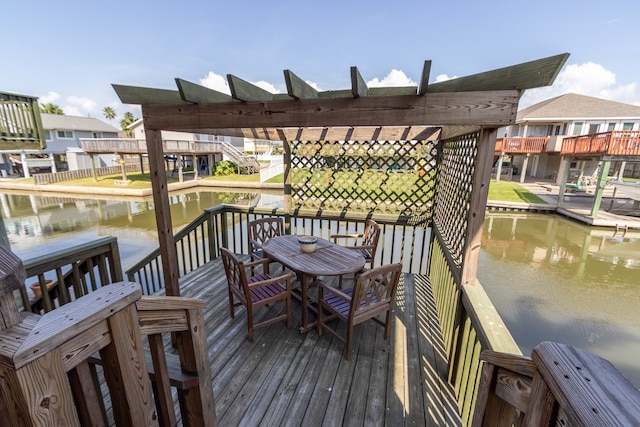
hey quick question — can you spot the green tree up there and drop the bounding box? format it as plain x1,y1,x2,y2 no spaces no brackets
39,103,64,115
103,106,116,120
119,111,137,136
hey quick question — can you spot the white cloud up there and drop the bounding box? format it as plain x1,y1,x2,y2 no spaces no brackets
39,91,61,104
200,71,231,95
252,80,279,94
65,96,97,114
367,69,416,87
306,80,321,91
520,62,640,108
199,71,280,95
434,74,457,83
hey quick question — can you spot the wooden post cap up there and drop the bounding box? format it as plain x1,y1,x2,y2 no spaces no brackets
0,245,26,297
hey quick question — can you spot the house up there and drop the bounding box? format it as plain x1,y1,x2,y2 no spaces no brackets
495,93,640,184
1,113,120,177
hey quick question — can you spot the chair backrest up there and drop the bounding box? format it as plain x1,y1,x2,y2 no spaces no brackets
220,247,250,302
248,217,285,253
350,263,402,318
361,219,381,263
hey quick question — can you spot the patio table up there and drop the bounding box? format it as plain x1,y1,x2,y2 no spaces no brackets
261,235,366,333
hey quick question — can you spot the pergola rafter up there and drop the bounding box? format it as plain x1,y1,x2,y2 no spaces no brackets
112,53,569,296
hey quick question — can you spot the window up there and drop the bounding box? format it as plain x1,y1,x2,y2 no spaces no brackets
57,130,73,139
607,123,616,131
623,122,634,130
572,122,583,135
588,124,599,134
43,130,51,140
555,125,561,135
92,132,103,138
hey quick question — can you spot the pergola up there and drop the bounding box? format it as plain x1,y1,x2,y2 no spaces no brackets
113,53,569,297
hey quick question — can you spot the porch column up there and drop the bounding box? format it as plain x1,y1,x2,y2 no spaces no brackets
139,154,145,175
557,158,571,207
20,151,30,179
119,154,127,181
520,154,530,183
461,128,497,286
590,161,611,217
90,155,98,182
50,154,57,173
193,155,199,180
495,154,504,183
144,126,180,296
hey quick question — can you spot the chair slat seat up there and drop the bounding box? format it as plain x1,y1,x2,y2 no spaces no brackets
221,247,294,342
317,263,402,360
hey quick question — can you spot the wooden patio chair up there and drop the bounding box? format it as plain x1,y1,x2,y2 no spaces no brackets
220,247,294,342
330,218,381,286
248,217,285,272
316,263,402,360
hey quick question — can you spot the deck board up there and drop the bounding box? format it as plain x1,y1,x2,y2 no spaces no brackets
101,258,461,426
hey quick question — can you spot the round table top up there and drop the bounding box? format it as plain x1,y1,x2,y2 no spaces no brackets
261,235,366,277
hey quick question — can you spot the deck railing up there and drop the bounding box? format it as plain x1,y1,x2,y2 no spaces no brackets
125,203,517,426
561,130,640,156
17,236,123,314
126,205,431,294
494,137,549,154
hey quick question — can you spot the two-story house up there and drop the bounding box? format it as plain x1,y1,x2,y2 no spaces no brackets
2,113,120,178
495,93,640,184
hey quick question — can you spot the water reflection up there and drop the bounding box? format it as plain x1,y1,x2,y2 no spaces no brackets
1,189,284,268
478,212,640,387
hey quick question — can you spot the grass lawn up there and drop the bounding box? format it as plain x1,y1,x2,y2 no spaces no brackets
13,170,546,205
54,172,179,189
488,180,547,204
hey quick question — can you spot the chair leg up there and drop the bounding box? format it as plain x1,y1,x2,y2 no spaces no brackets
285,294,291,328
316,289,323,336
345,324,353,360
228,291,235,318
247,307,254,342
384,309,392,339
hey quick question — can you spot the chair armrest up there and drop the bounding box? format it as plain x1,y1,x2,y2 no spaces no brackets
330,233,363,243
316,279,352,302
248,238,263,250
243,257,270,269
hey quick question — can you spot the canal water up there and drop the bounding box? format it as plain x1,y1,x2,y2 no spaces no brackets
2,190,638,387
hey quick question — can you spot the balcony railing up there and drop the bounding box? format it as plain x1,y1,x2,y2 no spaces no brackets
495,136,549,153
561,130,640,156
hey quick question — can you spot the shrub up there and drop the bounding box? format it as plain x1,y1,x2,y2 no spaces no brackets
214,160,238,176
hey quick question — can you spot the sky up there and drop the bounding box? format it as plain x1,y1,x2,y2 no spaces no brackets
3,0,640,128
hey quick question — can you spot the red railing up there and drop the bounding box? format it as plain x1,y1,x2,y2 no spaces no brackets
561,130,640,156
494,137,548,153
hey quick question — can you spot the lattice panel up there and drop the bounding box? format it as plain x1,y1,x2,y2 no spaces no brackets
432,132,480,271
289,139,437,219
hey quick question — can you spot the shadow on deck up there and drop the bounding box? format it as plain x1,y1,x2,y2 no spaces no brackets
163,258,462,426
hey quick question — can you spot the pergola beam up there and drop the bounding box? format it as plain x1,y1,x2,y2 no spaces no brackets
227,74,276,102
175,78,234,103
284,70,319,99
350,66,369,97
141,90,520,132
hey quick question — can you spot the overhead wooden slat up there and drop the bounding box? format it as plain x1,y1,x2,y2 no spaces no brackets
418,60,432,96
350,67,369,97
369,87,417,96
175,78,234,103
226,74,275,102
317,90,354,99
284,70,319,100
279,126,441,142
427,53,569,93
112,84,187,105
141,90,520,131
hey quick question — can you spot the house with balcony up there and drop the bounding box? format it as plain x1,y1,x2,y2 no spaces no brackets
495,93,640,184
1,111,120,177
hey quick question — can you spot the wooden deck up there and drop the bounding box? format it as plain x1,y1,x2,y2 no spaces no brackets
139,258,462,426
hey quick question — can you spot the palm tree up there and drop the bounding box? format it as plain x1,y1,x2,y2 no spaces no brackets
40,103,64,115
103,106,116,121
120,111,137,136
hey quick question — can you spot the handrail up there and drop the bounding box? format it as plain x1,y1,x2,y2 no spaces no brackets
19,236,123,314
126,204,431,294
561,130,640,156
